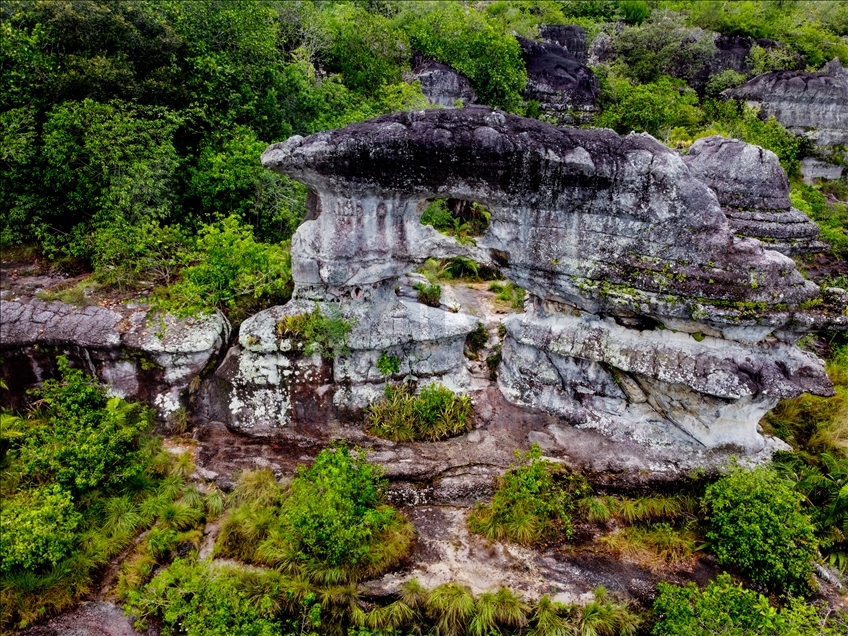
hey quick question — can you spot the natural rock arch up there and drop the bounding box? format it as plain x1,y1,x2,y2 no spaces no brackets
224,106,843,450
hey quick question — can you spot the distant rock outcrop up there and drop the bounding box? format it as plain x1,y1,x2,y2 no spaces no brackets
0,297,229,419
726,60,848,155
410,56,476,108
232,106,846,452
517,36,599,124
539,24,588,63
684,135,827,254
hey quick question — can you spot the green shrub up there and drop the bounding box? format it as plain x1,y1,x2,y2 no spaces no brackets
414,281,442,307
124,558,283,636
0,484,81,574
468,444,591,545
595,74,701,138
488,281,525,309
323,5,410,92
702,465,818,595
367,383,473,442
156,215,292,319
652,573,844,636
0,358,200,629
611,10,717,84
16,357,151,495
91,220,190,290
217,445,413,583
791,184,848,256
399,4,527,112
376,351,401,376
276,305,354,359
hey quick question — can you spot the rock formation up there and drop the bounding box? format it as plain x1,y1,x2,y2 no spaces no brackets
224,106,844,452
0,296,229,419
410,56,476,108
683,135,827,254
539,25,588,63
726,59,848,157
517,36,599,125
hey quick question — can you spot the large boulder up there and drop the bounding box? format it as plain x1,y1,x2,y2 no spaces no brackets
684,135,827,254
517,37,600,124
0,296,229,419
726,60,848,153
245,106,845,451
410,57,476,108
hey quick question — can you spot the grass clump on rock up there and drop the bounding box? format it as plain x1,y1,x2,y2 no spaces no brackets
275,305,355,359
468,444,591,545
366,383,473,442
215,442,413,584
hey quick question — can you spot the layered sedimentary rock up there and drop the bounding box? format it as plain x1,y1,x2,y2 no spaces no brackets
0,297,229,419
683,136,827,254
239,106,844,451
410,57,476,108
726,60,848,154
539,25,587,63
517,37,599,124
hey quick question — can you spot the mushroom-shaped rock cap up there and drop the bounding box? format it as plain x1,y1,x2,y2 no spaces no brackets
684,136,790,210
263,107,819,314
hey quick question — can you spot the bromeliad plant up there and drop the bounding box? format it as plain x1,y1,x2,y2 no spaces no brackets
366,383,473,442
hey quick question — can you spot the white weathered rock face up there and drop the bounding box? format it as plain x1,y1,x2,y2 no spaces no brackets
232,107,843,451
684,136,827,254
0,297,230,419
410,58,477,108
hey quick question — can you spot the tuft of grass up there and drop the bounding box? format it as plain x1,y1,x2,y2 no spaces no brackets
36,278,100,306
275,305,354,359
488,280,525,310
414,281,442,307
366,383,473,442
465,322,488,357
599,523,699,570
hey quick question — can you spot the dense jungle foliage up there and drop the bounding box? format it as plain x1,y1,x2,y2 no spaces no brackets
3,0,848,634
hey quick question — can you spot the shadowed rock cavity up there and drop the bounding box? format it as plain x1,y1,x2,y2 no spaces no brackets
683,136,828,255
236,106,841,451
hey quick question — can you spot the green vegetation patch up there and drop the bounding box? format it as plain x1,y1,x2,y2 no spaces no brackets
366,383,473,443
0,358,206,630
702,465,818,596
215,443,413,584
468,444,591,545
275,305,355,359
652,573,845,636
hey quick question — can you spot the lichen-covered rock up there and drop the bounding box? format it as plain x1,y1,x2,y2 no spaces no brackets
726,60,848,153
539,25,588,63
684,135,827,254
517,37,599,124
410,58,476,108
250,106,841,451
0,297,229,418
210,290,476,435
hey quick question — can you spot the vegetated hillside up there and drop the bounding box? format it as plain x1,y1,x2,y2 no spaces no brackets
1,1,848,634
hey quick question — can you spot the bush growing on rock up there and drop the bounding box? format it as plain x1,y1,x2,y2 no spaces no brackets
216,444,414,583
468,444,591,545
276,305,355,359
702,465,818,596
366,383,473,442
